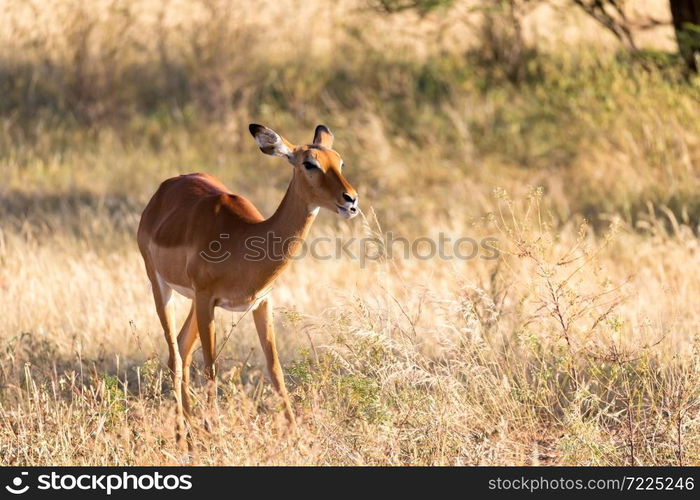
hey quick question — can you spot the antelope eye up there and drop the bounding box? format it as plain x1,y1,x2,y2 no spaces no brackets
303,161,318,170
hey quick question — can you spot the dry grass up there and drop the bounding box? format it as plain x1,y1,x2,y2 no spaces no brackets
1,0,700,465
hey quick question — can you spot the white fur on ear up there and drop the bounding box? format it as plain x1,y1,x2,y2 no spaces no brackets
251,126,292,158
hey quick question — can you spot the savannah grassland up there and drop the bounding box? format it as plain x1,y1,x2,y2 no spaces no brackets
1,0,700,465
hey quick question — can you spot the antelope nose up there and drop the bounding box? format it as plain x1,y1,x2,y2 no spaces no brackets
342,192,356,204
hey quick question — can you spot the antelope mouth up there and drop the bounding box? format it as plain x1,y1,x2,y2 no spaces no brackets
336,204,358,219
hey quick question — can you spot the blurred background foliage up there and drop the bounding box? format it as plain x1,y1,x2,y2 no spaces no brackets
0,0,698,231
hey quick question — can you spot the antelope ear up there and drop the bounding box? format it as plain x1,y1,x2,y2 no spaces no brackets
312,124,334,148
249,124,294,159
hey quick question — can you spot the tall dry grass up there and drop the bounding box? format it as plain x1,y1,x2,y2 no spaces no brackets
1,0,699,465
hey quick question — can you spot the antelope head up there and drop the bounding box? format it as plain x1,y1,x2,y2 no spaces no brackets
249,123,359,219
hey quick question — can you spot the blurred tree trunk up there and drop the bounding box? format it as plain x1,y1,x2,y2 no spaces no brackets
670,0,700,72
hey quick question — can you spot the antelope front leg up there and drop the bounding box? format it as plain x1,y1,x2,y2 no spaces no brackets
177,303,199,433
195,293,218,429
253,297,295,425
